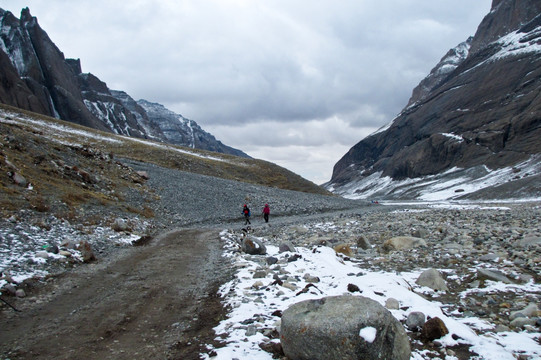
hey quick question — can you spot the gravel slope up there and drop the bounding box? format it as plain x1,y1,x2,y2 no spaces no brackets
122,159,371,231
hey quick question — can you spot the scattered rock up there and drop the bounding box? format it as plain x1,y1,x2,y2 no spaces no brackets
303,274,320,283
78,240,96,263
112,218,129,232
286,254,302,262
477,269,513,284
406,311,426,331
333,244,354,257
3,284,17,296
259,341,284,357
421,317,449,341
245,325,257,337
35,251,49,259
282,281,297,291
253,270,267,279
385,298,400,310
136,171,149,180
383,236,427,252
251,281,264,289
356,236,371,250
10,172,28,187
46,244,60,254
416,268,449,292
279,241,296,253
510,317,537,329
479,253,500,262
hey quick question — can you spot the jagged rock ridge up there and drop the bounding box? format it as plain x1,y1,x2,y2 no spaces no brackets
138,100,249,158
0,7,249,158
326,0,541,200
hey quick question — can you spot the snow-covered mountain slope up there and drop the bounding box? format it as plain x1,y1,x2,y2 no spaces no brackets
326,0,541,201
328,155,541,201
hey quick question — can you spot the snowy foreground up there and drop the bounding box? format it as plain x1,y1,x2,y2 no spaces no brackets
205,205,541,360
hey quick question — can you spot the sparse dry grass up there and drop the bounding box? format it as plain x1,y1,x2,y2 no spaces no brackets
0,103,331,220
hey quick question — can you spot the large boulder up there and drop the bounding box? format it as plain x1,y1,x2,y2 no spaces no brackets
280,295,411,360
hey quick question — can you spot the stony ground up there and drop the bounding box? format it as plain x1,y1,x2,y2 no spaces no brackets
1,158,540,359
0,159,370,359
215,203,541,359
247,203,541,334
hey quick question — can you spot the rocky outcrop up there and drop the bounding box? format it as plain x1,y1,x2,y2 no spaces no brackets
407,37,472,108
469,0,541,54
327,0,541,200
0,7,248,157
138,100,250,158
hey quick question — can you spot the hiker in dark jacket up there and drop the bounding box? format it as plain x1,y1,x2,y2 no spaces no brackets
262,204,270,223
242,204,251,225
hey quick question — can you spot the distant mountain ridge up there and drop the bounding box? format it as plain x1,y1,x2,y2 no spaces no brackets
0,7,249,158
326,0,541,200
137,100,249,158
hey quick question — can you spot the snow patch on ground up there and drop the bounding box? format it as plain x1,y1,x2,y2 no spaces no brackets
204,222,541,359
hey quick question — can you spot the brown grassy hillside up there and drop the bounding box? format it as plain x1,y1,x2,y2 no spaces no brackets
0,103,331,220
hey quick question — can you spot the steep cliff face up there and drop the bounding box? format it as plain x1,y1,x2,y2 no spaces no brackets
0,8,248,157
327,0,541,200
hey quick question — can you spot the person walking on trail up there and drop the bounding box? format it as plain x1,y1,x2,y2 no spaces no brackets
242,204,251,225
262,204,270,223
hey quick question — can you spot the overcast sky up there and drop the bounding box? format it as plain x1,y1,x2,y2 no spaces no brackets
3,0,492,184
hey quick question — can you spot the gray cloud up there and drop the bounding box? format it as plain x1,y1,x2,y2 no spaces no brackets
2,0,492,182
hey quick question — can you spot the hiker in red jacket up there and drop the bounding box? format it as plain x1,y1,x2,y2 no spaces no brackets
262,204,270,223
242,204,251,225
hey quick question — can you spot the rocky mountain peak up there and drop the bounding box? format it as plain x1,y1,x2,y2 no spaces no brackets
0,7,248,158
326,0,541,200
20,7,34,23
469,0,541,54
407,36,472,108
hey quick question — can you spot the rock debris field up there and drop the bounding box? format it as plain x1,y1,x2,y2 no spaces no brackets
1,160,540,359
210,202,541,359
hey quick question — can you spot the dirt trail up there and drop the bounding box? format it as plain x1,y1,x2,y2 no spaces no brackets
0,229,232,360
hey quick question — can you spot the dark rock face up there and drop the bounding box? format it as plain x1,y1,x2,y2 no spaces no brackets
469,0,541,54
138,100,251,158
0,7,247,157
328,0,541,199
